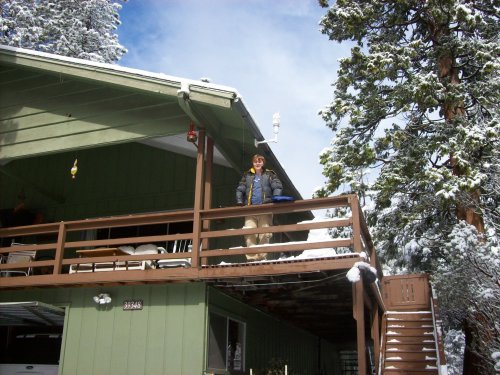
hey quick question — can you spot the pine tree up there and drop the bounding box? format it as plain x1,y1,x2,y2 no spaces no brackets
316,0,499,373
0,0,126,63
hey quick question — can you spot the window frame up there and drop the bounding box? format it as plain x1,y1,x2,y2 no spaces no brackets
207,310,246,374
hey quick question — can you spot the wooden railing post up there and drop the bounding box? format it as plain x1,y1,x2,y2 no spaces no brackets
202,136,214,265
53,221,66,275
349,195,363,253
353,281,367,375
371,301,380,374
191,128,206,268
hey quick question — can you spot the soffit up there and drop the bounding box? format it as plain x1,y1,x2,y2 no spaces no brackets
0,46,253,169
0,45,306,203
209,264,365,344
0,301,65,327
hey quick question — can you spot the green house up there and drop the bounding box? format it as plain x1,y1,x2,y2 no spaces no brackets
0,45,446,375
0,44,347,375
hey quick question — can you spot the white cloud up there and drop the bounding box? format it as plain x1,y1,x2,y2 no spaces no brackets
117,0,349,200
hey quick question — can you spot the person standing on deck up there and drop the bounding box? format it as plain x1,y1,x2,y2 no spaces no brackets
236,154,283,261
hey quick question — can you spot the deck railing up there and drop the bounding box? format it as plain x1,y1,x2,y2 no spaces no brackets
382,274,431,310
0,195,382,288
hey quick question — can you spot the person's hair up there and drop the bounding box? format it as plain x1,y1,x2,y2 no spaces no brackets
252,154,265,164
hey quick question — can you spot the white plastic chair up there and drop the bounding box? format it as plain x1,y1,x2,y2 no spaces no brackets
157,239,192,268
1,250,36,277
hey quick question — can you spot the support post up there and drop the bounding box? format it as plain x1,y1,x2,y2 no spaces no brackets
191,128,205,268
202,136,214,265
372,302,380,373
53,221,66,275
353,281,367,375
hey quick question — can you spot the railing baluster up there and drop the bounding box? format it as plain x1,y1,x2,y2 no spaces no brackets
53,222,66,275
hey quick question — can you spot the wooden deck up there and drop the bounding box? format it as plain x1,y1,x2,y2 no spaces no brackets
0,195,381,289
0,194,383,366
0,194,446,374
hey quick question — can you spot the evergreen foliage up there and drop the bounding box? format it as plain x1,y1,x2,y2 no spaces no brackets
316,0,499,373
0,0,126,63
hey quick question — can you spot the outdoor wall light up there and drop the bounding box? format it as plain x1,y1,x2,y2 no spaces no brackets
93,293,112,305
255,112,281,147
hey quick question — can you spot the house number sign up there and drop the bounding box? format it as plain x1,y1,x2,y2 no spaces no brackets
123,299,143,310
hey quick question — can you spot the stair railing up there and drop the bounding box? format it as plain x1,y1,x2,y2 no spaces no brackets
377,313,388,375
430,286,448,375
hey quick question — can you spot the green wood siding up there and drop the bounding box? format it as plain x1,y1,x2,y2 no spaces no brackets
0,283,208,375
0,143,240,222
208,287,338,375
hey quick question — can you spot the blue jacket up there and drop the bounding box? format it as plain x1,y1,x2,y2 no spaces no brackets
236,168,283,205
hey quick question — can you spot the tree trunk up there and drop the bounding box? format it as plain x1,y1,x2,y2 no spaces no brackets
462,320,485,375
437,35,486,375
438,45,485,234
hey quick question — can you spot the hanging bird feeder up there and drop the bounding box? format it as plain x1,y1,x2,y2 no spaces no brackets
70,159,78,179
187,122,198,143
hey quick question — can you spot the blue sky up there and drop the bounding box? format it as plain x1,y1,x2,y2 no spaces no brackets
116,0,347,199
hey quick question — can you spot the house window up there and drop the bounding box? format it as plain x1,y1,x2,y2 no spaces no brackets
208,312,246,373
339,350,358,375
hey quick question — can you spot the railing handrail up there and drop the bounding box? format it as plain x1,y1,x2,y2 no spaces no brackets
430,286,448,375
0,195,383,281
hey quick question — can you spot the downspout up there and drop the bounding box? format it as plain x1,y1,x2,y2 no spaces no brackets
177,81,203,127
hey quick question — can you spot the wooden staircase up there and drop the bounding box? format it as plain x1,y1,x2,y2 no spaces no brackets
381,311,439,374
379,274,446,375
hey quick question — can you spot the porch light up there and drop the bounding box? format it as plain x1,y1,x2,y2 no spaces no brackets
187,122,198,143
255,112,280,147
93,293,112,305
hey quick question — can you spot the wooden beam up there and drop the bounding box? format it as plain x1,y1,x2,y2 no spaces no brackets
350,195,362,253
191,128,205,268
0,257,358,288
353,281,367,374
202,136,214,265
0,116,188,160
372,302,381,374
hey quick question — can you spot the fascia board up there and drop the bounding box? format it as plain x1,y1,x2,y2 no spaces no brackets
0,45,240,107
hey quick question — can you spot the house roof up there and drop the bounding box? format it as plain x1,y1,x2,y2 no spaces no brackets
0,44,304,201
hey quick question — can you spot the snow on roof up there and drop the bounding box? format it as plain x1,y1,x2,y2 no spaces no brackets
0,44,242,97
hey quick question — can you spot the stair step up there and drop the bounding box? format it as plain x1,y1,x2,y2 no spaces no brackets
387,333,435,340
386,338,435,345
387,313,432,319
386,331,435,337
387,321,434,328
383,370,438,375
383,310,440,374
387,327,434,335
386,312,432,321
386,344,437,352
384,359,438,370
385,352,437,361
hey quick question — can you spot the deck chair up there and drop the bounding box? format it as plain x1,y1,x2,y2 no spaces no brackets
156,239,192,268
1,250,36,277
